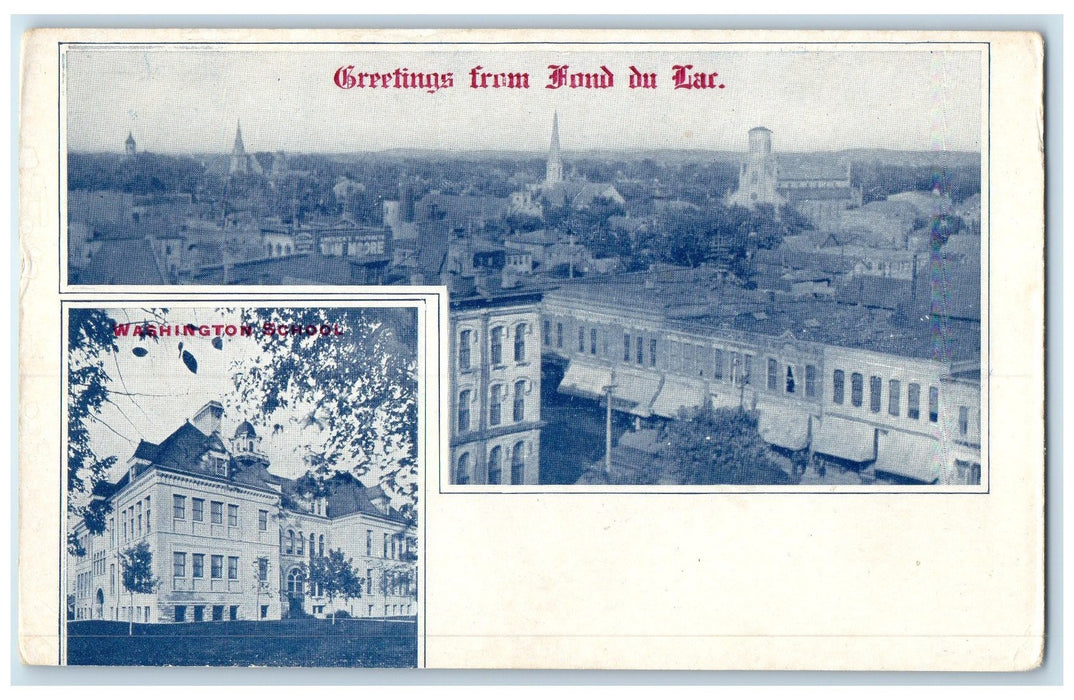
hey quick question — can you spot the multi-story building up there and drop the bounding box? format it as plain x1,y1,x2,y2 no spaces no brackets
450,284,543,486
68,401,417,623
542,269,981,485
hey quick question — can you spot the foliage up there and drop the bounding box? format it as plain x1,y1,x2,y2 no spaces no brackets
307,549,365,623
67,308,120,553
655,407,792,485
227,307,418,511
120,542,159,595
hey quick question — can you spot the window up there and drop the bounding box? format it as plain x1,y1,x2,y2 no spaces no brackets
491,327,504,365
456,453,471,485
851,373,864,407
258,509,268,531
193,606,205,622
173,495,186,520
109,518,114,547
173,552,186,578
650,339,657,367
135,502,143,536
192,553,204,578
490,385,502,426
513,380,526,422
175,606,186,622
636,336,644,364
488,446,503,485
192,498,204,522
786,365,796,394
286,530,295,554
767,358,778,391
958,405,970,435
228,504,238,527
516,323,528,361
260,605,268,620
228,556,239,580
256,557,269,583
458,329,472,370
367,569,373,595
383,533,389,558
229,605,238,621
556,322,564,348
511,441,526,485
714,349,725,380
319,535,325,557
929,386,939,422
211,555,223,579
590,327,597,355
287,568,305,594
145,497,150,532
210,501,223,525
908,382,921,419
297,531,304,555
458,390,471,432
805,365,817,398
869,375,882,413
542,319,550,346
833,370,845,404
888,380,900,416
743,355,752,384
578,327,586,353
624,333,631,362
110,563,115,594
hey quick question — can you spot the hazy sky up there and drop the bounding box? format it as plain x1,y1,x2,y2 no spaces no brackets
65,44,984,154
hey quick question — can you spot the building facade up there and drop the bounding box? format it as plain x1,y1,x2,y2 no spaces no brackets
450,289,543,485
542,271,981,485
68,402,417,623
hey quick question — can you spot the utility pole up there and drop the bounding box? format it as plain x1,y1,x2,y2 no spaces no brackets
604,369,617,475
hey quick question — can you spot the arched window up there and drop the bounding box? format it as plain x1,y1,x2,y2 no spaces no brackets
514,323,526,362
490,327,504,366
318,535,325,557
458,330,471,370
309,533,315,557
287,530,295,554
286,568,305,595
456,453,471,485
297,531,304,555
458,390,471,433
511,441,525,485
513,380,526,422
488,446,502,485
489,385,502,426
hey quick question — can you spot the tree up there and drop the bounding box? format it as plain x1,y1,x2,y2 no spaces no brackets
655,407,792,486
307,548,365,623
227,307,419,513
119,542,159,635
252,556,271,620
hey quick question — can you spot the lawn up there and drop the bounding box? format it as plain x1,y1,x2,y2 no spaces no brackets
66,617,417,667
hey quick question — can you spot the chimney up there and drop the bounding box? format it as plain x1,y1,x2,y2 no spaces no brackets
191,401,224,436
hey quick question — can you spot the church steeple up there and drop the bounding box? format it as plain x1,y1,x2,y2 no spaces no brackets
124,131,136,156
545,112,563,187
229,122,248,175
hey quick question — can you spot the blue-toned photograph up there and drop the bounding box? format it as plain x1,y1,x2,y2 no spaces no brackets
65,305,419,666
64,46,982,489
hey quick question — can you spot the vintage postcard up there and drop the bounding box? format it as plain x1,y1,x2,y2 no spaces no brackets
19,28,1043,670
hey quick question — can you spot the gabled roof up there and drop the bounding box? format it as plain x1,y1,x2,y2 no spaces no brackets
322,472,409,524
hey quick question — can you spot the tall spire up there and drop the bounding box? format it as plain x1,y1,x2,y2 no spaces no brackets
233,121,245,156
545,111,564,187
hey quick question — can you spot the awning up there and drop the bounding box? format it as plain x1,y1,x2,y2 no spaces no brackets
811,416,876,462
757,405,811,451
650,377,707,419
558,361,612,401
873,432,944,484
612,371,662,417
708,388,743,411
